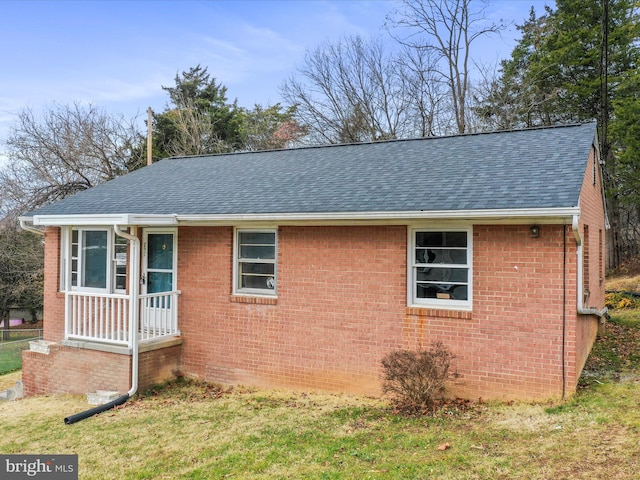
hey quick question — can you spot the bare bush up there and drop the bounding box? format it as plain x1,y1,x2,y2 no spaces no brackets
381,341,456,413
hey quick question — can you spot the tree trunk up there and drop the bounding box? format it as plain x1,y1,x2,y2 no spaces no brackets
1,310,9,342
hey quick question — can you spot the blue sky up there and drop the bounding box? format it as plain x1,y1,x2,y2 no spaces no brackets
0,0,553,150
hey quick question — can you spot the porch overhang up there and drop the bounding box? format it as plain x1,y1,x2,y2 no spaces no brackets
26,213,179,227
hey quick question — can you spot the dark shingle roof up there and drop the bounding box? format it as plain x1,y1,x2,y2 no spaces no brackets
25,123,596,218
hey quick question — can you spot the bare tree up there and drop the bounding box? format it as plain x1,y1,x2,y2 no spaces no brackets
160,95,230,157
281,35,416,144
0,225,43,333
398,44,449,136
0,102,145,220
387,0,506,134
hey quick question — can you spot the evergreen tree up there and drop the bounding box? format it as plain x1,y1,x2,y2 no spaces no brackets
475,0,639,266
152,65,244,158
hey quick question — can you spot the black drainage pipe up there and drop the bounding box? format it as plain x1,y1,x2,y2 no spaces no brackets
64,394,130,425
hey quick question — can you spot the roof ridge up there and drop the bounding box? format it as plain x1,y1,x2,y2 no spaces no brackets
164,122,596,161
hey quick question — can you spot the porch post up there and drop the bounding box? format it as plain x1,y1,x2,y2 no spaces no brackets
113,226,140,349
63,227,72,341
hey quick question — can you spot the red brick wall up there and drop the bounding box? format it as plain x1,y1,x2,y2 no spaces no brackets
22,344,182,397
43,227,65,342
23,346,131,396
575,147,607,375
179,226,406,394
178,224,588,400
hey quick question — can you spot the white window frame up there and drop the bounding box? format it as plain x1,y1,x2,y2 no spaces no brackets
233,228,278,297
62,226,128,294
408,227,472,310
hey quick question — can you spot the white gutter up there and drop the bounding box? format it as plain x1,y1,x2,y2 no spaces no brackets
19,218,45,236
176,207,581,225
27,214,178,227
572,215,608,319
23,207,580,228
113,225,140,397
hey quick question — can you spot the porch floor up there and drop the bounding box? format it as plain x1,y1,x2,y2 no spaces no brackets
61,334,182,355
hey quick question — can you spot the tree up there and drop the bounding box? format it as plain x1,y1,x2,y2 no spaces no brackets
473,8,564,130
152,65,245,157
475,0,639,267
394,44,450,137
387,0,506,134
0,102,145,221
281,35,432,144
241,104,307,151
0,226,44,334
611,66,640,259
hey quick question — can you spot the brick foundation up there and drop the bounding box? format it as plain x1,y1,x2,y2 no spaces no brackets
22,342,182,397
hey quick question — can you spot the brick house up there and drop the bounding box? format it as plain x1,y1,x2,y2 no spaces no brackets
20,123,607,401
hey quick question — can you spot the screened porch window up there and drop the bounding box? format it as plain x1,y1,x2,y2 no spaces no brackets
235,229,277,295
69,228,128,293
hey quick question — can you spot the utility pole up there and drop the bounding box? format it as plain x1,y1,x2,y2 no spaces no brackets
147,107,153,166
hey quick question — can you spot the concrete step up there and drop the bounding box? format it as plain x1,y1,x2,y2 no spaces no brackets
0,380,23,401
87,390,121,405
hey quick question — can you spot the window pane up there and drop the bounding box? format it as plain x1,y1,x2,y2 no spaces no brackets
416,231,467,248
148,234,173,270
114,236,127,291
241,262,275,275
417,267,468,283
148,271,172,294
416,248,467,265
241,274,275,290
240,232,275,245
115,274,127,291
240,245,275,259
417,283,468,301
82,231,107,288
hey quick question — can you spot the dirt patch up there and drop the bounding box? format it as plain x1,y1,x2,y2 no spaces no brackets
580,312,640,386
0,371,22,391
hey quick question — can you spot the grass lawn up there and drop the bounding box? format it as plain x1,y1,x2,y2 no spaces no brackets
0,338,38,375
1,311,639,479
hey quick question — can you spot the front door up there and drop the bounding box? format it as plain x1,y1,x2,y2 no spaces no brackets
142,230,177,333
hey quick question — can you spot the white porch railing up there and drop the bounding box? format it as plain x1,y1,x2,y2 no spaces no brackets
66,291,180,347
139,292,181,341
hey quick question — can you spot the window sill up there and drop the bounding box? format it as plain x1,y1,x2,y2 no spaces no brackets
406,306,472,320
230,295,277,305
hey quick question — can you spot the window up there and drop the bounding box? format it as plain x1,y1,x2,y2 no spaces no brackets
410,228,471,309
235,229,277,295
68,228,128,293
114,234,128,291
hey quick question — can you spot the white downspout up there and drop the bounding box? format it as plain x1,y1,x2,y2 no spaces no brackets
113,225,140,397
19,218,45,236
572,215,608,319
